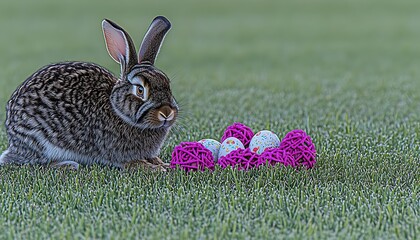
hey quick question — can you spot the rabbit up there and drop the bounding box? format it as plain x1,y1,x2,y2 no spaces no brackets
0,16,178,171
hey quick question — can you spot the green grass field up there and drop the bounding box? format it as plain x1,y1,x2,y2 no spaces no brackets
0,0,419,239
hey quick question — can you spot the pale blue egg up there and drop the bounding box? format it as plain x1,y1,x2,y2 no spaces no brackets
249,130,280,154
218,137,245,159
198,139,221,162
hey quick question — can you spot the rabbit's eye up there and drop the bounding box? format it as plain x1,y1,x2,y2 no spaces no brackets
133,85,147,100
136,86,144,96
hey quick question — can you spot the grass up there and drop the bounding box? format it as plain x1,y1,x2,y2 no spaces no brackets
0,0,419,239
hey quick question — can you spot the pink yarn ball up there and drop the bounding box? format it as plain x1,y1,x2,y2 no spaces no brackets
171,142,215,172
258,148,296,167
279,130,316,169
218,148,260,170
221,122,254,148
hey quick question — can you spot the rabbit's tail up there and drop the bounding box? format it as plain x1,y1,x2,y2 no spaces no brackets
0,148,27,165
0,148,10,165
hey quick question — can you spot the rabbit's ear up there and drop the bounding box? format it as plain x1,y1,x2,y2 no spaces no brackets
138,16,171,65
102,19,138,70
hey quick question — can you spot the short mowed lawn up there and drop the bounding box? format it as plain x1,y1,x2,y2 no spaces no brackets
0,0,419,239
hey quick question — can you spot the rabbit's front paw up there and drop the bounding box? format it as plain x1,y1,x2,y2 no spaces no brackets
51,160,80,170
148,157,170,167
124,158,169,172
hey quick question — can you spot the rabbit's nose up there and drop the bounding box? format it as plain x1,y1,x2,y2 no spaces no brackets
157,106,175,121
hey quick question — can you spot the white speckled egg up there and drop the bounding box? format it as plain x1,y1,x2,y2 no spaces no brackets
198,139,221,162
249,130,280,154
218,137,244,159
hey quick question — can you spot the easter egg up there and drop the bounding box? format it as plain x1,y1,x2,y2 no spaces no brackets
249,130,280,154
218,137,245,159
198,139,221,162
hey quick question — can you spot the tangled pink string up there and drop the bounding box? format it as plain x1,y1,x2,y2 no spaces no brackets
170,142,215,172
258,148,297,167
221,122,254,148
279,129,316,169
218,148,260,170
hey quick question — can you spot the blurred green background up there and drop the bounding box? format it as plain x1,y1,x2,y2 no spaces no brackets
0,0,419,239
1,0,420,109
2,0,420,150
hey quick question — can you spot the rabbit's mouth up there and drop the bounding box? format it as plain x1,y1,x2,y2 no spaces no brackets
160,120,172,128
144,120,175,130
153,117,176,129
134,113,176,130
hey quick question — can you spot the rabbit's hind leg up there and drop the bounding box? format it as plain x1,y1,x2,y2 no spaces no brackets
0,145,79,170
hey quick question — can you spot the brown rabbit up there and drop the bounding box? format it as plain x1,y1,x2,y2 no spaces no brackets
0,16,178,170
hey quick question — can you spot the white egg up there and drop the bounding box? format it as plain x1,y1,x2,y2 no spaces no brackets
198,139,221,162
249,130,280,154
218,137,245,159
